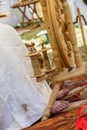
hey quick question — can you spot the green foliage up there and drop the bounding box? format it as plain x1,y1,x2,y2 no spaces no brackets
20,22,45,40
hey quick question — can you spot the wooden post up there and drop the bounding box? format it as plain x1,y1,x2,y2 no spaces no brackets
21,6,26,27
77,8,87,56
61,0,82,68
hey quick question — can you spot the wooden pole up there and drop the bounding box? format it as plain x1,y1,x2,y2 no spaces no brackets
21,6,26,27
77,8,87,56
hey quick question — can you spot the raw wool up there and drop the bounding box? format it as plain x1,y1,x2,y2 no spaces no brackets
0,23,51,130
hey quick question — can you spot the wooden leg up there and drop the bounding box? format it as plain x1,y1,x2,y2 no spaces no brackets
77,8,87,56
18,7,30,27
18,7,30,21
21,6,26,27
41,82,62,121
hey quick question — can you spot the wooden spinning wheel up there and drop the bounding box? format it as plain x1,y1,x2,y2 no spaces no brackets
38,0,84,121
28,0,86,121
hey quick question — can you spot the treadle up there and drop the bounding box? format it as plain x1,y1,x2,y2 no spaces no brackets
62,85,87,100
52,63,86,82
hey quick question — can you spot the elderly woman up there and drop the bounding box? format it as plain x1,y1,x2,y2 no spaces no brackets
0,23,69,130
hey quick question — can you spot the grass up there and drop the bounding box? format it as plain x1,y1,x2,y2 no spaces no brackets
20,22,46,40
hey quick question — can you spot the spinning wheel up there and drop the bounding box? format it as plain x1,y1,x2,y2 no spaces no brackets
39,0,84,121
28,0,86,121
